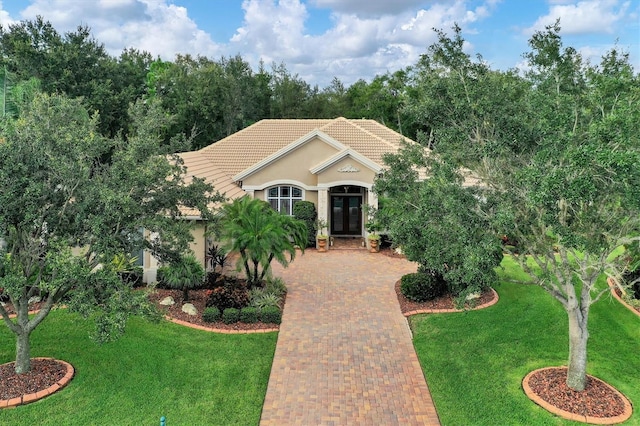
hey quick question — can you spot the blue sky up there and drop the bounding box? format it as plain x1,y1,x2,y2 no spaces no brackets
0,0,637,87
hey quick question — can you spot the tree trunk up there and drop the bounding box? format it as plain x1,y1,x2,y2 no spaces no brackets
566,306,589,391
15,330,32,374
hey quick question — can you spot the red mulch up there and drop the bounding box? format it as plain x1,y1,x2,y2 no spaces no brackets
527,367,627,418
148,288,281,332
0,358,66,401
395,280,496,314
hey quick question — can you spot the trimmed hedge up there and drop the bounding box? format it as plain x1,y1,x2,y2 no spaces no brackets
260,306,282,324
240,307,259,323
222,308,240,324
400,271,447,302
202,307,221,323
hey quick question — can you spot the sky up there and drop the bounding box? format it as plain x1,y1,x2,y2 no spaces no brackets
0,0,638,87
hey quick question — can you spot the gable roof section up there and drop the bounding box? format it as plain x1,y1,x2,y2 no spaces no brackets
309,148,382,175
233,129,347,181
176,117,417,216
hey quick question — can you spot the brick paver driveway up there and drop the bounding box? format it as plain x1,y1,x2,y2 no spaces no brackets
261,249,441,425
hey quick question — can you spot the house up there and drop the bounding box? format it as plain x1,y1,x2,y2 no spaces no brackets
142,117,418,282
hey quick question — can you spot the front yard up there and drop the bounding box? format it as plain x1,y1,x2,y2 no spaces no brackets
0,311,276,425
412,257,640,425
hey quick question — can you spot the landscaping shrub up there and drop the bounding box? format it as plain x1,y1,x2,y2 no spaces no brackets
159,255,205,302
202,307,221,323
239,307,259,323
400,271,447,302
293,201,317,248
250,291,281,310
264,276,287,297
206,280,249,310
260,306,282,324
222,308,240,324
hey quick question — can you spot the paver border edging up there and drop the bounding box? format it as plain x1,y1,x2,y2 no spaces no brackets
164,315,279,334
0,357,75,409
403,287,499,317
522,367,633,424
607,277,640,319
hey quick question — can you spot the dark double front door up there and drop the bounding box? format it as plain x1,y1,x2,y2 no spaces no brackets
331,196,362,235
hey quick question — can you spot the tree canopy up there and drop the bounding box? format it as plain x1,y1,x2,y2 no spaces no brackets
0,92,221,373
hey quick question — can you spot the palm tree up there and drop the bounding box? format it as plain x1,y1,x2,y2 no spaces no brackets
159,254,205,302
219,196,307,287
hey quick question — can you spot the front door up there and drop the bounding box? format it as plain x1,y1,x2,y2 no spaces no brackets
331,196,362,235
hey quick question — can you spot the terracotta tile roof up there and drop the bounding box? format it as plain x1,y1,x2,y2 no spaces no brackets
176,117,423,216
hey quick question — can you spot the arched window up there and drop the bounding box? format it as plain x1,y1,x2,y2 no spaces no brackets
267,185,303,215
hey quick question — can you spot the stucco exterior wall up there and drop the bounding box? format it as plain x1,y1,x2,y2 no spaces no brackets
242,137,338,187
317,156,376,185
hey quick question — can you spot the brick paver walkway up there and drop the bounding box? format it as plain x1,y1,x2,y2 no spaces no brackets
261,250,441,425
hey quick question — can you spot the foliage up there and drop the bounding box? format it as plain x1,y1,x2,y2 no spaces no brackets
0,92,219,373
264,276,287,297
249,290,282,311
293,200,317,247
375,143,503,299
260,306,282,325
205,244,228,286
240,307,259,323
222,308,240,324
202,306,221,323
219,196,307,287
159,254,205,302
400,271,447,302
412,261,640,425
416,22,640,391
206,281,249,311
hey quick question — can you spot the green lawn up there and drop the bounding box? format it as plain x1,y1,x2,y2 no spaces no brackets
0,311,276,425
412,257,640,426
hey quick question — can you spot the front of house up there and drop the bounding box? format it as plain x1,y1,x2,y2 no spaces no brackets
142,117,415,282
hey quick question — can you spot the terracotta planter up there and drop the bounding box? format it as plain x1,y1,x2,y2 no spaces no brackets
317,238,328,252
368,238,379,253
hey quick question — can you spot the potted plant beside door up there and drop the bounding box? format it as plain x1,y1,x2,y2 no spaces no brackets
366,219,381,253
316,219,329,253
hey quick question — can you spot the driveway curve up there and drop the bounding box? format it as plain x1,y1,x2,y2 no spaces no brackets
261,249,440,425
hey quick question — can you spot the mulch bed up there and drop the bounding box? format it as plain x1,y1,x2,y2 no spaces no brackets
148,288,281,332
394,280,496,314
0,358,67,401
526,367,629,420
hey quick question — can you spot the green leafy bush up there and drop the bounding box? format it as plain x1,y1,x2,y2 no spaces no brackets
260,306,282,324
264,276,287,297
250,291,281,310
239,307,259,323
222,308,240,324
202,307,221,323
293,201,317,248
400,271,447,302
206,280,249,310
158,255,205,302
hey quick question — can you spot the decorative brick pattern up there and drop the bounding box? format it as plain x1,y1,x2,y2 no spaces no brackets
261,250,441,425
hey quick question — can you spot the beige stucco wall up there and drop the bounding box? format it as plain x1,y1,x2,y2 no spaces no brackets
317,156,377,185
188,222,207,268
242,137,338,187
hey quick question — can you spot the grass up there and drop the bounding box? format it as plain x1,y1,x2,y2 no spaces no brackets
412,256,640,426
0,311,277,425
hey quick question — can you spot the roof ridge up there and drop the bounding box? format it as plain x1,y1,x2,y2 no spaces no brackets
337,118,400,150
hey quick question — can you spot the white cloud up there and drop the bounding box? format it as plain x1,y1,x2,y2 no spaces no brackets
525,0,630,35
18,0,223,59
231,0,497,86
0,1,16,28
